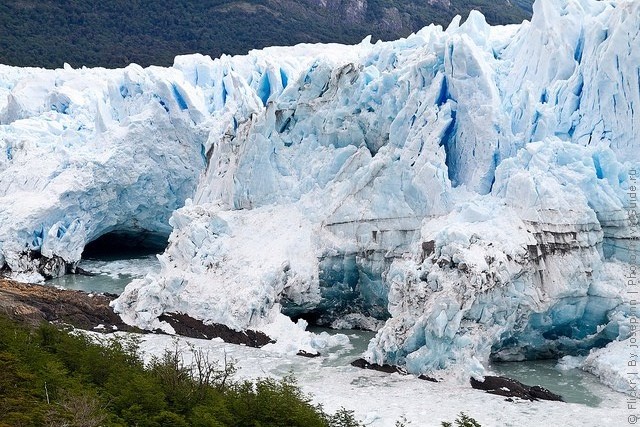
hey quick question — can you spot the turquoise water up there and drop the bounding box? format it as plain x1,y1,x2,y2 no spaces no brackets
49,260,613,408
45,255,160,295
491,360,610,407
311,327,611,407
308,326,376,367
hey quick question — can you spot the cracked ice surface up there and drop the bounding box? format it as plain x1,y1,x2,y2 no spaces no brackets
114,0,639,388
0,44,358,281
1,0,639,389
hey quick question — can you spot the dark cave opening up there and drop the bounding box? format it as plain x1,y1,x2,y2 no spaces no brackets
82,230,169,260
289,311,325,327
280,253,392,331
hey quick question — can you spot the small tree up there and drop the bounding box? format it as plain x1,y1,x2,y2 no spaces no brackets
58,391,107,427
441,412,482,427
329,407,365,427
188,344,236,392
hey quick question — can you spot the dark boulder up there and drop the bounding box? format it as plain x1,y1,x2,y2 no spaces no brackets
158,312,274,347
418,374,438,382
297,350,321,358
351,358,440,381
75,267,98,276
351,358,407,374
470,375,564,402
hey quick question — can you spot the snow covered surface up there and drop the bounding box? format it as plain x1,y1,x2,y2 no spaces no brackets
1,0,639,391
87,331,625,427
580,339,638,395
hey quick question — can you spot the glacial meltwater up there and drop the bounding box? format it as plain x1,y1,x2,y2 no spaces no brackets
491,360,611,407
310,327,612,408
49,258,615,410
45,255,160,295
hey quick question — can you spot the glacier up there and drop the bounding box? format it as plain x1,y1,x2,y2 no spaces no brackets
1,0,639,391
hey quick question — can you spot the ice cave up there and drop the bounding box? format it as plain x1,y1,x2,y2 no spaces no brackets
0,0,638,396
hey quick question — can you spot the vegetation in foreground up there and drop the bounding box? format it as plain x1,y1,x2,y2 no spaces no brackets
0,314,364,427
0,313,483,426
441,412,482,427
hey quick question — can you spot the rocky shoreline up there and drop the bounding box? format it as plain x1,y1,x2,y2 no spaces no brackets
0,278,566,403
0,278,133,331
0,278,272,348
347,357,564,402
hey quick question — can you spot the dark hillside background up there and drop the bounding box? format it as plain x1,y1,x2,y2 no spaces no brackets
0,0,533,69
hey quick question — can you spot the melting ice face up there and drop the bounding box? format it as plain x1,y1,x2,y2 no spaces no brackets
1,0,639,389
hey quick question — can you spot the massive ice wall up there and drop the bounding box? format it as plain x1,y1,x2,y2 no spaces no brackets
113,0,639,383
0,45,356,281
1,0,639,387
0,64,207,281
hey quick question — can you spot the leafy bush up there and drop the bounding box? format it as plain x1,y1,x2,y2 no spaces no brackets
0,314,362,426
442,412,483,427
328,407,365,427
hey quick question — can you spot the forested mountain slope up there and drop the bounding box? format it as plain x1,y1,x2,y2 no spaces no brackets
0,0,532,68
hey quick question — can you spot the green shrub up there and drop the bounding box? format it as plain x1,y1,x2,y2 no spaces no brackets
0,314,367,427
328,407,365,427
441,412,482,427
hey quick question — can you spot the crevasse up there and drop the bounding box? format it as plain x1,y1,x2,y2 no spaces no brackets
0,0,638,391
